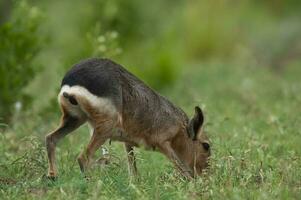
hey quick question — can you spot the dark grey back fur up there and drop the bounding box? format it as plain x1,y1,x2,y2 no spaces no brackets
62,58,189,135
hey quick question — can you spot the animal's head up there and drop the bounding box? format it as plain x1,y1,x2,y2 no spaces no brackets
172,106,210,176
187,106,210,175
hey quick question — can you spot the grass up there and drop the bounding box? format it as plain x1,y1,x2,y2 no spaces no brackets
1,62,301,199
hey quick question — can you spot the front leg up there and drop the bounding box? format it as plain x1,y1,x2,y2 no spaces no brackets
124,143,138,177
158,141,193,179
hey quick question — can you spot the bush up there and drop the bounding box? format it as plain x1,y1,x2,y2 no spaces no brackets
0,1,44,123
59,0,181,89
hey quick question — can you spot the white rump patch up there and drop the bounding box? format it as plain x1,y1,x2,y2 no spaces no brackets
59,85,117,117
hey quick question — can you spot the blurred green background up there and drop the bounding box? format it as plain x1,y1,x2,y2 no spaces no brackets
1,0,300,122
1,1,301,199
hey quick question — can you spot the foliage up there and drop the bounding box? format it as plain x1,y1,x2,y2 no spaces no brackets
57,0,182,88
183,0,301,66
0,1,44,122
88,0,143,43
87,29,122,58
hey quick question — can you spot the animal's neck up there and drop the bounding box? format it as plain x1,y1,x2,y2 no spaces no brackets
171,127,193,160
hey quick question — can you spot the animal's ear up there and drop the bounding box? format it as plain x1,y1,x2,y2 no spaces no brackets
188,106,204,140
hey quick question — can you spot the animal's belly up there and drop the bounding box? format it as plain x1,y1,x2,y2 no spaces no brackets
110,130,155,150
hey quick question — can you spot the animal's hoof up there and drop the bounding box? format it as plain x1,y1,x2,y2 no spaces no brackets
47,176,57,181
84,175,91,181
47,172,57,181
129,174,140,183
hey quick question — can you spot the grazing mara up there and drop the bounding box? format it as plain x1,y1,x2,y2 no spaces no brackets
45,58,210,180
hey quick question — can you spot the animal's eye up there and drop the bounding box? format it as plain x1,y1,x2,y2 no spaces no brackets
202,142,210,151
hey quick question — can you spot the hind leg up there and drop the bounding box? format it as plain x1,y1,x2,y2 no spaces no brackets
46,113,85,179
77,121,114,174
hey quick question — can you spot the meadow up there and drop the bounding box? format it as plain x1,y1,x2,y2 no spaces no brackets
1,61,300,199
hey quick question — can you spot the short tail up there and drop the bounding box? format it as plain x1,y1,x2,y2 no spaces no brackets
63,92,78,105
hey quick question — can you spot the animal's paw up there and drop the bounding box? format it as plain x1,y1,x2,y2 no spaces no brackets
46,171,57,181
84,175,91,181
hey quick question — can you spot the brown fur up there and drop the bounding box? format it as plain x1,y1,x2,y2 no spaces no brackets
45,59,210,180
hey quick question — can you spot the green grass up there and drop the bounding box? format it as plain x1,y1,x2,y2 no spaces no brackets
1,63,301,199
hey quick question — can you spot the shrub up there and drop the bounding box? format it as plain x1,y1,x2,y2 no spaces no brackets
0,1,44,123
